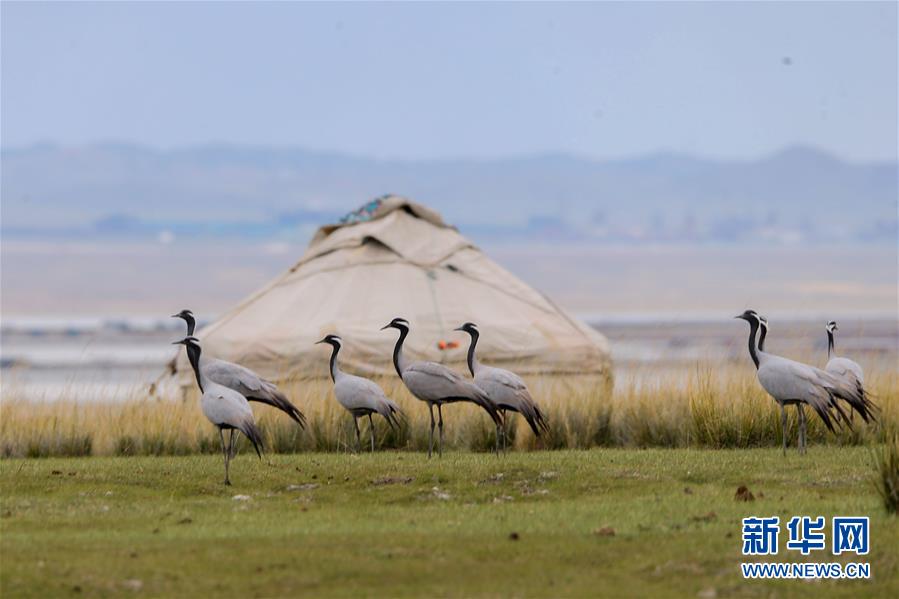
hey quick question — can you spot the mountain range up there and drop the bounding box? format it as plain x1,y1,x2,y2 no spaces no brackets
2,143,895,245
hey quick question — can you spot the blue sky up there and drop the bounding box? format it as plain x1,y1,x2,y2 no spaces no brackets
2,1,896,161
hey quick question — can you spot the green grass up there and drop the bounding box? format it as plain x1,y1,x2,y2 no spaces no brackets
2,449,897,598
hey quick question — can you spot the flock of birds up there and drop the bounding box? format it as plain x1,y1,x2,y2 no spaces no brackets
171,311,546,484
735,310,876,455
170,309,875,485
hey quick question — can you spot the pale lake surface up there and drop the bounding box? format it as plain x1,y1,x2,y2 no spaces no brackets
2,317,896,402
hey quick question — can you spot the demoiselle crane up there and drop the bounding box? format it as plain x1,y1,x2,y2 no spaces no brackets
172,310,306,427
173,336,263,485
735,310,871,454
761,316,874,422
824,321,871,416
754,314,816,447
381,318,502,458
315,334,402,452
455,322,548,450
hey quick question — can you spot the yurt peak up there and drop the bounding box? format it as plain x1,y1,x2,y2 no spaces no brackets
312,195,451,244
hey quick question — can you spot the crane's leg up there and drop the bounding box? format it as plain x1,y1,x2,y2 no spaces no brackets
219,428,231,486
229,429,239,460
501,409,507,454
494,408,502,456
780,405,788,457
437,404,444,458
353,417,361,453
797,404,807,455
368,413,375,452
428,403,436,459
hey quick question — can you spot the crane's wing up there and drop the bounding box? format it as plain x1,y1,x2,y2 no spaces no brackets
403,362,501,424
201,387,264,458
757,359,841,431
334,374,388,410
204,358,268,393
204,357,305,427
476,366,548,435
826,357,864,385
479,365,527,390
403,361,469,396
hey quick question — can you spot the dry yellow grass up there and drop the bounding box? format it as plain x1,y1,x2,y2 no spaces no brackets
1,363,895,457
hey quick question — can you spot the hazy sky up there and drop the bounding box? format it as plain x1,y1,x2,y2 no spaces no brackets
2,1,896,161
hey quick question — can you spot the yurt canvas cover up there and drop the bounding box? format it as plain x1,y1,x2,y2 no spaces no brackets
170,196,611,384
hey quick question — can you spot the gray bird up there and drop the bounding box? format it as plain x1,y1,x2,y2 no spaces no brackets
173,336,263,485
172,310,305,427
735,310,864,455
381,318,502,458
455,322,548,450
315,334,402,452
824,321,871,415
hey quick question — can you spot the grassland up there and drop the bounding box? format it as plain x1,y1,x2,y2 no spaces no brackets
2,366,896,457
2,448,897,598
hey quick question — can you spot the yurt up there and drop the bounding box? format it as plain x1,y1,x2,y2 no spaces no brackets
167,195,611,387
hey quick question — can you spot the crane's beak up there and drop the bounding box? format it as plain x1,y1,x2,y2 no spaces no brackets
380,324,392,330
172,340,186,345
314,338,326,345
171,313,181,319
453,326,465,332
733,314,743,320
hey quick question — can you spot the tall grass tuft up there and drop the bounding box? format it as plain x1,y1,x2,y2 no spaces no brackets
873,432,899,515
1,363,895,457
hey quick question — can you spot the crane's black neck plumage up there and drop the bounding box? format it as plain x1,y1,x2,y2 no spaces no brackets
827,329,835,358
327,341,340,383
758,324,767,352
391,327,409,378
185,341,204,392
185,314,196,336
465,329,480,376
746,317,760,369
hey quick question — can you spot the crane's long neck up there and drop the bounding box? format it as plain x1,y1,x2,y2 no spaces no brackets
328,343,341,383
746,319,760,369
758,324,767,352
392,328,409,378
827,330,835,358
185,343,205,393
185,315,196,336
465,331,481,376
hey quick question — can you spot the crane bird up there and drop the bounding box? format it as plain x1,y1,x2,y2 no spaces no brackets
454,322,548,450
824,321,871,417
315,334,402,452
172,310,306,427
173,336,263,485
735,310,871,454
762,317,874,421
755,314,820,447
381,317,502,458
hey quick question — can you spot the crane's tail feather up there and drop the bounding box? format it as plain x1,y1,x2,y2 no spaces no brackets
502,392,549,437
471,393,503,426
239,421,264,459
378,399,404,431
534,404,550,434
830,398,852,431
810,401,837,434
824,373,876,424
515,398,549,437
247,390,307,428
